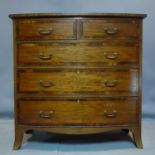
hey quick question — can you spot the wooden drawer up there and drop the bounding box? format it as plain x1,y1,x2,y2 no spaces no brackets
80,18,139,39
18,69,138,96
18,98,138,125
16,19,76,40
17,42,138,67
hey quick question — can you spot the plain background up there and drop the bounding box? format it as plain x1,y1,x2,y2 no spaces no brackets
0,0,154,118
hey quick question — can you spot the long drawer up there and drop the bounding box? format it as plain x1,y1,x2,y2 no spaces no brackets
16,18,77,40
17,42,138,67
80,18,139,39
18,98,138,126
18,69,138,96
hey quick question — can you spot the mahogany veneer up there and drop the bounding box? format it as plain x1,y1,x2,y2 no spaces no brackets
9,13,146,150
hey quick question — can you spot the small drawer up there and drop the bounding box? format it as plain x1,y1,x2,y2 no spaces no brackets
17,42,138,67
18,98,138,126
16,18,76,40
80,18,139,39
18,69,138,96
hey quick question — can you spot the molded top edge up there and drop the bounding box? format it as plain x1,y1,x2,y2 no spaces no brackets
9,12,147,19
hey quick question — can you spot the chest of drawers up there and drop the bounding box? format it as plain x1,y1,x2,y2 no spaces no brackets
9,13,146,150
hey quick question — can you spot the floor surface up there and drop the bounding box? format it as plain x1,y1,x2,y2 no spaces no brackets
0,118,155,155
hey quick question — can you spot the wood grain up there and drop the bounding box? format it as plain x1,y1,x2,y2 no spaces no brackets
18,99,138,125
16,18,77,40
17,42,138,67
80,18,139,39
10,13,146,149
18,70,138,95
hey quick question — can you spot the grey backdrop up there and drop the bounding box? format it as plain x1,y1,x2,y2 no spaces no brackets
0,0,154,118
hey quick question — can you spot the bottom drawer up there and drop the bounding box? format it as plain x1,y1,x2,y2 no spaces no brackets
18,99,138,126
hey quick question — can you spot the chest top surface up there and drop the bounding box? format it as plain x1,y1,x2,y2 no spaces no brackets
9,12,147,19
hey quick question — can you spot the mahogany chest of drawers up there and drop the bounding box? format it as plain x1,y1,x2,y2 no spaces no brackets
9,13,146,150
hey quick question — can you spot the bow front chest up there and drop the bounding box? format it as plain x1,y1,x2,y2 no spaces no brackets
9,13,146,150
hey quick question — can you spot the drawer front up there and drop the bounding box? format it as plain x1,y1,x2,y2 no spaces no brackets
16,19,76,40
80,18,139,39
18,99,138,125
18,70,138,95
17,42,138,67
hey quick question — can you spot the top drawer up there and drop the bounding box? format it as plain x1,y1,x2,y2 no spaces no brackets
16,18,77,40
80,18,139,40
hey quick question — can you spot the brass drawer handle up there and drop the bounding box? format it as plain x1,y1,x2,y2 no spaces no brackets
104,109,117,118
39,52,53,60
38,28,53,35
39,111,54,119
39,80,54,88
104,27,118,35
104,80,118,87
103,52,118,60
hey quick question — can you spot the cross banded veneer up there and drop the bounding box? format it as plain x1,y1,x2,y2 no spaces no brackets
9,13,146,150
